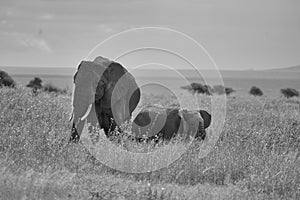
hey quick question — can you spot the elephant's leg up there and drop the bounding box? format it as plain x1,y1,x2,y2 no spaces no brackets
69,116,88,143
108,117,121,136
161,109,181,141
196,126,206,140
100,112,120,137
69,123,80,143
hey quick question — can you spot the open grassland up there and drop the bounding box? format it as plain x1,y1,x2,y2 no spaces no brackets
0,86,299,200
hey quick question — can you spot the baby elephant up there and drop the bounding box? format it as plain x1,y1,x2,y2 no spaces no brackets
132,106,211,142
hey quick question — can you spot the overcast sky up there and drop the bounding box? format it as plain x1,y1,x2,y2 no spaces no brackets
0,0,299,70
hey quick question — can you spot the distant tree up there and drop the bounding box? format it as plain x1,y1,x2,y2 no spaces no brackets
181,82,212,95
225,87,235,96
249,86,263,96
0,70,15,88
26,77,43,95
27,77,42,89
280,88,299,98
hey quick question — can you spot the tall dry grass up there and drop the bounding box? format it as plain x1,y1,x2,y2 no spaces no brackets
0,86,299,199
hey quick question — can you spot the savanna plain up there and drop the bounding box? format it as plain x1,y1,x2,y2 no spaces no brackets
0,86,299,200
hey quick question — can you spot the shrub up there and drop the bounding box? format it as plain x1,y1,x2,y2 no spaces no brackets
43,83,68,94
182,83,235,96
213,85,235,95
249,86,263,96
280,88,299,98
26,77,43,95
213,85,225,95
26,77,68,95
0,70,15,88
26,77,43,89
225,87,235,95
181,82,212,95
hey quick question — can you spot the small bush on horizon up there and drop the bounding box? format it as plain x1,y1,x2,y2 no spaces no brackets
224,87,235,95
26,77,43,89
249,86,263,96
280,88,299,98
43,83,68,95
212,85,225,95
26,77,69,95
183,82,212,95
213,85,235,95
182,83,235,96
0,70,15,88
181,82,213,95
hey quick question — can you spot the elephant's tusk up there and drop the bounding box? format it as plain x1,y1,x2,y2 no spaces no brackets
81,104,93,121
69,113,73,121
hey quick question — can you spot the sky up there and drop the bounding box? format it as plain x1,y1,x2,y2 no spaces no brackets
0,0,299,70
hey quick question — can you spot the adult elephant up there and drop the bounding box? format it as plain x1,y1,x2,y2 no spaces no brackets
132,106,211,142
69,56,140,143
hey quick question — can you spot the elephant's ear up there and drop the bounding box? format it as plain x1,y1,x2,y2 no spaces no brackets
71,58,112,130
109,63,140,124
199,110,211,129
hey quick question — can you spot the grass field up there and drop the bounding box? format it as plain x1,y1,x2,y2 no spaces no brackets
0,86,299,200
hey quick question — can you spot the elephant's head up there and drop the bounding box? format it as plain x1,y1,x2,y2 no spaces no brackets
199,110,211,129
69,56,140,143
179,109,211,141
